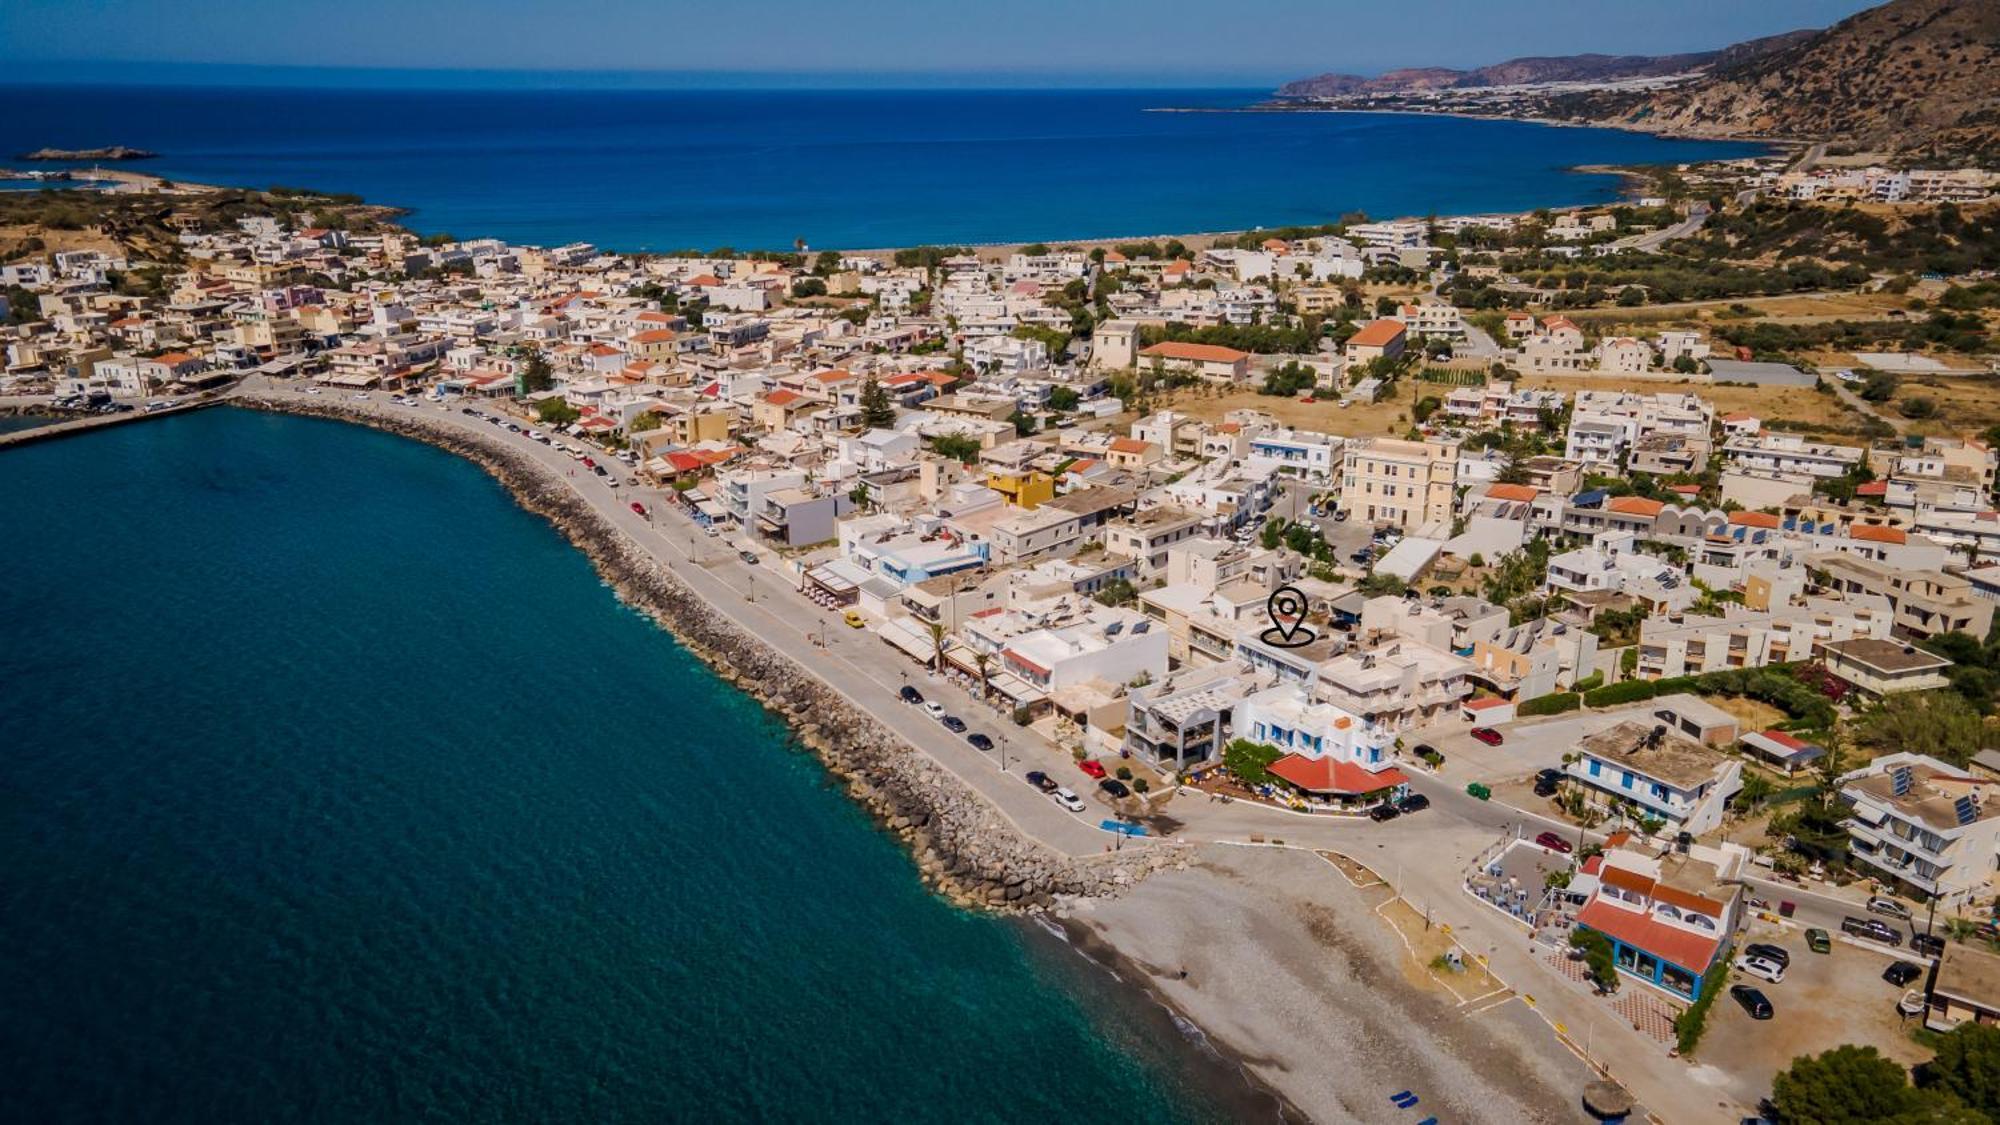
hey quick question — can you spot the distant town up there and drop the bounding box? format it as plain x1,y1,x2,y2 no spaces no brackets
5,137,2000,1120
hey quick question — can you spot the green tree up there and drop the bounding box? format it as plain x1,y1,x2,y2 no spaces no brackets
1925,1023,2000,1117
1093,577,1138,607
534,397,580,426
1569,928,1618,993
1008,410,1038,437
931,434,981,463
1223,739,1284,786
519,351,555,394
629,411,662,433
1046,385,1080,412
1860,691,1985,766
1772,1044,1974,1124
858,374,897,428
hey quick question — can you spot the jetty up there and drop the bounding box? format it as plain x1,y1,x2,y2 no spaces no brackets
0,397,224,450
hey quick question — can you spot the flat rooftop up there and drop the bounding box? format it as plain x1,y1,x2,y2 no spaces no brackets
1579,720,1726,789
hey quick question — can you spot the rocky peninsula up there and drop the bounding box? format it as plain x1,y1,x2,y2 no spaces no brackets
17,145,158,161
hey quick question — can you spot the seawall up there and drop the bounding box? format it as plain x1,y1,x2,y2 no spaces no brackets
231,396,1182,911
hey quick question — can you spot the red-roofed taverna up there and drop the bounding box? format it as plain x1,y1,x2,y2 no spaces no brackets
1571,843,1745,1002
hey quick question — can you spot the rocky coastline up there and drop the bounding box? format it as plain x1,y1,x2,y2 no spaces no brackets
233,395,1183,912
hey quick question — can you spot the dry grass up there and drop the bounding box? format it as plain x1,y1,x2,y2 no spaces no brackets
1707,695,1786,732
1156,385,1423,439
1376,897,1507,1001
1882,374,2000,438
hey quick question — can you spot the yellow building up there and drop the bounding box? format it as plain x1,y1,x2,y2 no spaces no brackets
1337,437,1459,531
987,469,1055,510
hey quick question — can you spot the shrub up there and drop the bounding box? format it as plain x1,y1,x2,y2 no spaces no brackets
1133,778,1150,794
1223,739,1284,786
1519,692,1581,717
1115,766,1133,781
1574,670,1605,693
1674,952,1733,1056
1586,680,1659,708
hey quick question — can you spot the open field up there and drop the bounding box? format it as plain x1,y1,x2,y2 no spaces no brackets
1156,384,1422,439
1876,373,2000,438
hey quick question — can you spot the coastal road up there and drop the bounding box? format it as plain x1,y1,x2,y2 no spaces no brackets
241,384,1129,861
1610,202,1710,253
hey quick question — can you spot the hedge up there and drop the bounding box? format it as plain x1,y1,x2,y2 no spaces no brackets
1585,680,1659,708
1674,949,1734,1056
1574,670,1605,694
1518,692,1580,717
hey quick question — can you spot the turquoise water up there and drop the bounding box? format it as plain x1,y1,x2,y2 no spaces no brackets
0,408,1231,1122
0,85,1767,249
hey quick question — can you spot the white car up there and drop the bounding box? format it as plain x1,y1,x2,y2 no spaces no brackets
305,386,322,395
1735,955,1786,985
921,702,947,720
352,392,370,401
702,525,720,538
1051,787,1086,813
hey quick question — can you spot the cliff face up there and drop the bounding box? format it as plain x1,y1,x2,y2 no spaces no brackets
1603,0,2000,158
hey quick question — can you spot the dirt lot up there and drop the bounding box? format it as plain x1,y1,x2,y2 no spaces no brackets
1156,384,1421,439
1695,926,1933,1108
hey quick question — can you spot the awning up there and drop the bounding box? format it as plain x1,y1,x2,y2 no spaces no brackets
879,619,940,662
1268,754,1409,795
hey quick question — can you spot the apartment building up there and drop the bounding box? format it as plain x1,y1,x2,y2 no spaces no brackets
1337,437,1459,532
1311,642,1472,732
1240,682,1410,805
1246,429,1341,482
1811,552,1993,640
1122,663,1267,767
1632,597,1895,680
1563,721,1743,835
1842,754,2000,909
1104,507,1208,576
1723,432,1864,479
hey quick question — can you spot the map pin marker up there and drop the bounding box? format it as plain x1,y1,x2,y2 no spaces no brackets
1266,585,1308,644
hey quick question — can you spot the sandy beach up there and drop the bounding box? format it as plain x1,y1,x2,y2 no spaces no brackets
1056,844,1600,1123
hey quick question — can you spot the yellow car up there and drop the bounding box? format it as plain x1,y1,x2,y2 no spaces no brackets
843,610,866,629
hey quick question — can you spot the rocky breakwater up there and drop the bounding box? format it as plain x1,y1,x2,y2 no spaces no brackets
234,396,1181,910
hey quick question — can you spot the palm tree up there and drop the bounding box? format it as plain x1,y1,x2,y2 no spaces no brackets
926,621,948,675
972,650,993,703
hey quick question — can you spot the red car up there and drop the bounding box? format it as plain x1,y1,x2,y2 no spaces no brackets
629,501,647,516
1470,727,1504,746
1535,831,1574,854
1078,759,1108,779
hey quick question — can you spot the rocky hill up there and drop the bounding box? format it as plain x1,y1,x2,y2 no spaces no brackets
1274,34,1810,99
1586,0,2000,159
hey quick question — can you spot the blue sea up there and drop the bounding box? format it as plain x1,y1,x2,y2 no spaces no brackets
0,409,1246,1123
0,85,1766,250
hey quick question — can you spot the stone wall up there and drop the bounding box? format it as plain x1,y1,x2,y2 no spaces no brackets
234,396,1180,910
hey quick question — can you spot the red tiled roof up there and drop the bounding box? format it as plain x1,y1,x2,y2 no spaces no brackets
1606,496,1664,517
1347,319,1406,348
1730,510,1781,529
764,389,804,406
1486,483,1540,502
1139,341,1248,363
1757,728,1810,750
1575,899,1722,973
1850,523,1905,544
1856,481,1889,497
1109,437,1152,455
1667,484,1702,496
1267,754,1409,796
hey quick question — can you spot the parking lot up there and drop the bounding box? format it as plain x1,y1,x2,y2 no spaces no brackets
1425,711,1631,782
1696,922,1933,1107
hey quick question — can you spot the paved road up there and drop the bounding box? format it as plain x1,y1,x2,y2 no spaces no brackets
1611,202,1710,253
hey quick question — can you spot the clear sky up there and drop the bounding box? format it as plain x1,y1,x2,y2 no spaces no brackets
1,0,1884,87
